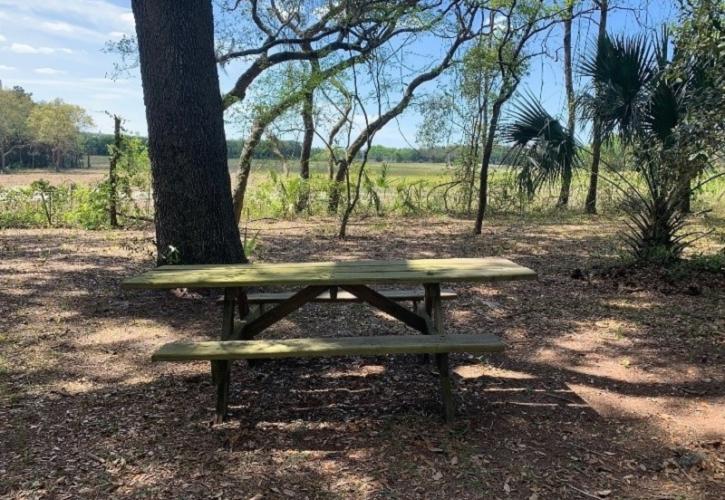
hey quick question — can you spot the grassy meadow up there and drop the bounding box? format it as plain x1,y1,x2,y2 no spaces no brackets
1,157,723,233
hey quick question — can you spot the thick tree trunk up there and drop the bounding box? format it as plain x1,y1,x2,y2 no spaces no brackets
132,0,244,264
0,146,6,173
296,89,314,212
557,1,575,208
474,100,503,235
585,0,608,214
109,115,121,228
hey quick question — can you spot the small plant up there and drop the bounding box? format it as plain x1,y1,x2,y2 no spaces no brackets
159,245,181,265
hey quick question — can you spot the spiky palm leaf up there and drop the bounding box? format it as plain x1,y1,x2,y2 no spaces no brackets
503,95,578,198
579,34,658,141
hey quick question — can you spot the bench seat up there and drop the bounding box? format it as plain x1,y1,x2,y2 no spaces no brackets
152,333,504,362
246,288,457,304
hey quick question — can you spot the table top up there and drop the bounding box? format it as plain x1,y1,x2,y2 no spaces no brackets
121,257,536,289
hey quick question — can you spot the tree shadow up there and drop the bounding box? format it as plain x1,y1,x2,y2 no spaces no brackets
2,222,723,498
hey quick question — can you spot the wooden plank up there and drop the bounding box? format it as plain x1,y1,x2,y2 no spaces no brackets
151,334,505,361
122,258,536,289
246,289,457,304
154,257,521,271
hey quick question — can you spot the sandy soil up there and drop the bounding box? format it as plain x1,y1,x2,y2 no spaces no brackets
0,168,107,188
1,217,723,499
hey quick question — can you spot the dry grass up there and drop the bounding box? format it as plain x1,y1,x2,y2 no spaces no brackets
1,217,723,499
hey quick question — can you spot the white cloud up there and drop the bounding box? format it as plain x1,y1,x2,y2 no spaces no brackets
0,33,6,42
41,21,78,34
10,43,73,54
34,67,67,75
108,31,128,40
0,1,133,41
0,64,16,70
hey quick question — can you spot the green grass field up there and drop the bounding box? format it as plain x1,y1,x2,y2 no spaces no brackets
2,157,723,231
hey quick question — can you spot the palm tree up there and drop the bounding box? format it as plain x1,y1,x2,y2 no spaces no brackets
508,29,718,262
578,29,715,261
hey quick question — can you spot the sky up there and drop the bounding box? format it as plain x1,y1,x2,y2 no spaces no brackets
0,0,677,147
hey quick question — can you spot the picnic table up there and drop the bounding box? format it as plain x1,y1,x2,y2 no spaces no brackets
122,257,536,423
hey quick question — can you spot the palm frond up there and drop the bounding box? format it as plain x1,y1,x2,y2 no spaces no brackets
579,33,658,141
502,94,579,195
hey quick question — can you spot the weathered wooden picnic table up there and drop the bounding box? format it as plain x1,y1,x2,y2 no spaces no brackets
122,257,536,423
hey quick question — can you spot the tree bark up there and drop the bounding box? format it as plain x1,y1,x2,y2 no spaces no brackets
296,89,314,212
474,99,503,234
557,0,575,208
109,115,121,228
268,133,289,176
327,97,352,180
132,0,244,264
232,118,267,222
585,0,608,214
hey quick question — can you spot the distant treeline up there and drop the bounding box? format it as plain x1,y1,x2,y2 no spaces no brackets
82,133,509,164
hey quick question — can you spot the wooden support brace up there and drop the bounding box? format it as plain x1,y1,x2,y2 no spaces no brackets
339,285,431,334
240,285,328,339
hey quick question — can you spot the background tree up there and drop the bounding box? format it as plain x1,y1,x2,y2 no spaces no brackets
557,0,577,207
583,0,608,214
473,0,578,234
329,2,479,216
27,99,94,171
0,86,34,173
131,0,244,264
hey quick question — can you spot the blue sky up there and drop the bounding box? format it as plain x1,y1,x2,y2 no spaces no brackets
0,0,677,147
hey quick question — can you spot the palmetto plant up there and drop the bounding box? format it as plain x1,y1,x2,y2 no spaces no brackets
502,95,578,201
509,27,719,263
578,28,720,262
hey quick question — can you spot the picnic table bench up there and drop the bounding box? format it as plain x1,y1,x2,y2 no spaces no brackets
122,257,536,423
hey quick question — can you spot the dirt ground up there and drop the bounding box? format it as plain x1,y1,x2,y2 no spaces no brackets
1,217,723,499
0,168,108,188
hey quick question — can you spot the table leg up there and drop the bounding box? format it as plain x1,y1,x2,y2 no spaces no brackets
436,351,454,423
425,283,454,421
212,287,237,424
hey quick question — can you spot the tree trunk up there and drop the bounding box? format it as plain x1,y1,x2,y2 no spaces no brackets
474,100,503,234
0,145,6,173
132,0,244,264
557,1,575,208
328,159,347,214
268,133,289,176
232,118,266,223
327,97,351,180
109,115,121,228
584,0,608,214
296,89,314,212
678,171,692,213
